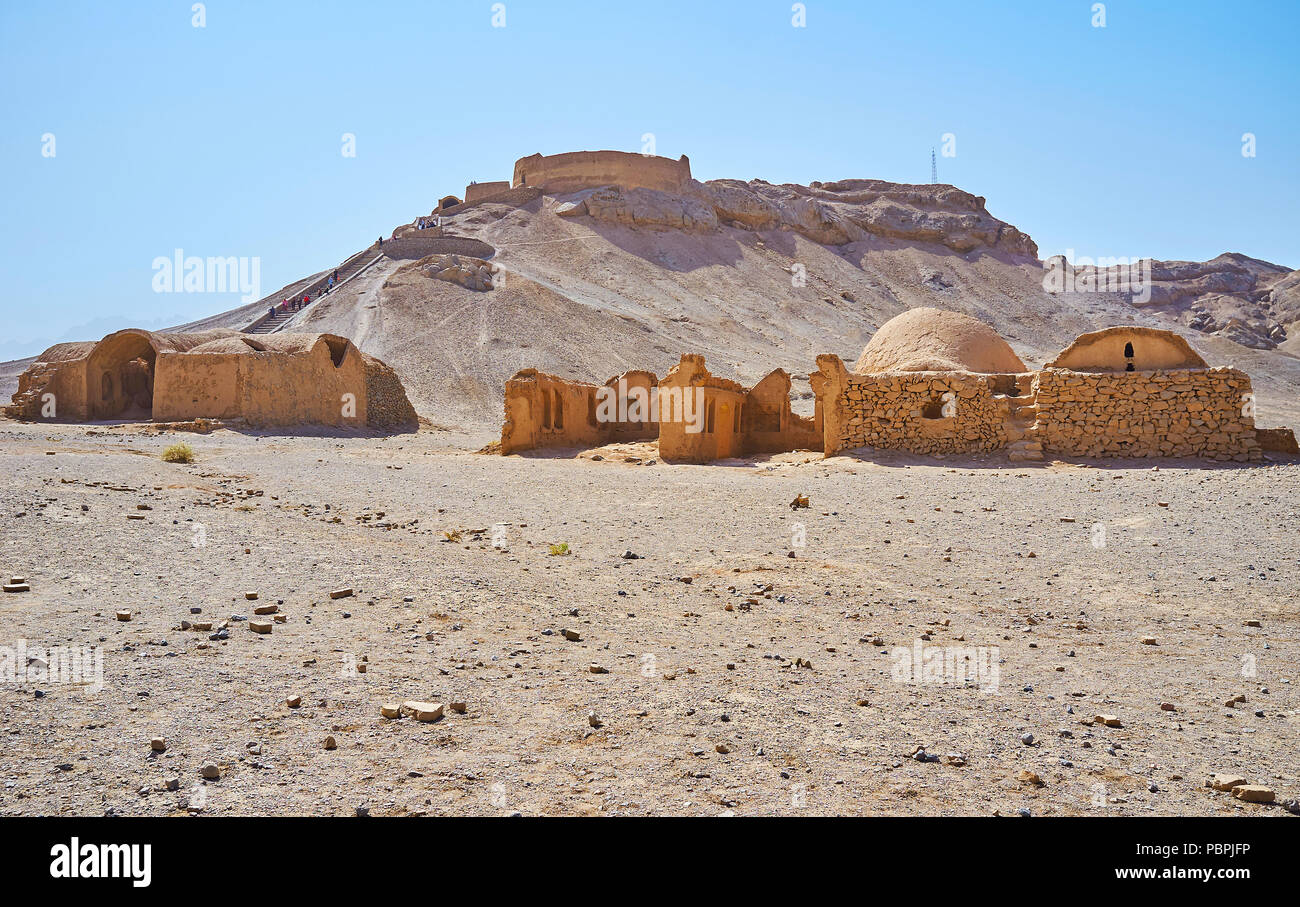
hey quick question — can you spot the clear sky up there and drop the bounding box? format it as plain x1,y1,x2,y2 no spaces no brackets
2,0,1296,359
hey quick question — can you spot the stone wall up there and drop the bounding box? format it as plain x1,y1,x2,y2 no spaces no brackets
813,355,1009,456
464,181,511,204
1034,368,1260,460
378,236,495,261
512,151,691,194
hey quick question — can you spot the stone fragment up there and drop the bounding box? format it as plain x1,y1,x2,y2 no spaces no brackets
1233,785,1275,804
1210,774,1248,792
244,592,259,600
380,703,402,719
1095,714,1122,727
323,736,337,750
248,619,272,634
253,603,278,615
286,695,302,708
588,664,608,674
401,701,444,722
116,610,132,621
200,763,220,780
150,737,167,752
329,588,354,600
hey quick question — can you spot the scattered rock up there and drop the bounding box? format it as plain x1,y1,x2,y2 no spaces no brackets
401,701,444,722
1210,774,1248,792
1233,785,1275,804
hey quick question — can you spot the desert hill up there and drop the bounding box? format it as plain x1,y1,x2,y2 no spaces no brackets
6,171,1299,438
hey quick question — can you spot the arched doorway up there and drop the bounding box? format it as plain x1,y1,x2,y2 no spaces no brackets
86,332,157,420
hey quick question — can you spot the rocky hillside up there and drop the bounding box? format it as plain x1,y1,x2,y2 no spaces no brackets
5,174,1299,437
559,177,1038,256
1046,251,1298,352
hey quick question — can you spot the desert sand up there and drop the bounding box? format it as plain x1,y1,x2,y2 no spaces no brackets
1,419,1296,816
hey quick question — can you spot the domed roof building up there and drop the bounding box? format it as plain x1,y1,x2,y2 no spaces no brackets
853,307,1027,374
5,328,415,430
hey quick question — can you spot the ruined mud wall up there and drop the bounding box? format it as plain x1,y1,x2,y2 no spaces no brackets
501,369,605,454
742,369,821,454
6,358,89,420
153,346,370,428
362,358,419,430
814,355,1007,456
1034,368,1260,460
464,181,511,204
513,151,691,194
656,355,746,463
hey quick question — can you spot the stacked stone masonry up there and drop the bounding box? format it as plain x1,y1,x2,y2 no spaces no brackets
1034,368,1260,461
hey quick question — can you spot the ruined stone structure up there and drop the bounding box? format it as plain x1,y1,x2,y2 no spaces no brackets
501,308,1287,463
464,180,511,204
501,356,816,462
512,150,692,195
6,328,416,430
814,309,1268,462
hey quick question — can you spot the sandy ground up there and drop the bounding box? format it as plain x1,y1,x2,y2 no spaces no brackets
1,419,1297,817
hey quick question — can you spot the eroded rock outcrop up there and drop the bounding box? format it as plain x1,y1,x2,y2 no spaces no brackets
1046,252,1296,349
418,253,496,291
558,186,718,232
549,174,1036,256
691,177,1038,255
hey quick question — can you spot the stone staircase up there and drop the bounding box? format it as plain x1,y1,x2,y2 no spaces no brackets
246,309,294,334
243,247,383,335
997,375,1043,461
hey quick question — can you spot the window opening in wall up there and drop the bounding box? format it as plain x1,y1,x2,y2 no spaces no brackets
542,389,552,429
706,399,715,433
1124,340,1135,371
553,389,563,430
921,396,947,419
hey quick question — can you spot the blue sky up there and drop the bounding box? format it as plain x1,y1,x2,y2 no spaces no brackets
2,0,1296,358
